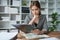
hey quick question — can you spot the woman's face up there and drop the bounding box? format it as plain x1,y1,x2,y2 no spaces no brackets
30,6,40,16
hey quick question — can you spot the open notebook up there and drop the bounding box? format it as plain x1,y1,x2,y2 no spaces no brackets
19,32,50,39
25,33,49,39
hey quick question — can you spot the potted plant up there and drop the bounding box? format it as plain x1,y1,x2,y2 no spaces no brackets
22,0,27,6
48,12,60,31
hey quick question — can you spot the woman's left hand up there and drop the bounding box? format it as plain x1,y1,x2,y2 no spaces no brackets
31,29,41,35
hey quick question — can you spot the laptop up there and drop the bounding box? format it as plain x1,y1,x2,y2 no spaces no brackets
13,24,34,33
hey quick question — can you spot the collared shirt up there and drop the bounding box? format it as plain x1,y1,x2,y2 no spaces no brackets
24,14,48,31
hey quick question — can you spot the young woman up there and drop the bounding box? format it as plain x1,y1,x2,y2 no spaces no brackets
16,1,48,40
24,1,48,35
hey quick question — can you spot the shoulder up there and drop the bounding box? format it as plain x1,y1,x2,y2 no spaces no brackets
40,15,46,19
25,14,33,20
26,14,33,19
41,15,46,17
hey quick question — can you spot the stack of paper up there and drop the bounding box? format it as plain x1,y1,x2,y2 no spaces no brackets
5,7,18,13
1,17,10,21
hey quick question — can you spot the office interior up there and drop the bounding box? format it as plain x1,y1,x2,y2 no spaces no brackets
0,0,60,40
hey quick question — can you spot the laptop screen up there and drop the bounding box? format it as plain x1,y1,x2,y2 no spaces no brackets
13,24,34,33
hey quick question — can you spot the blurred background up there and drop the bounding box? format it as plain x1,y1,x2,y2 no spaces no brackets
0,0,60,32
0,0,60,40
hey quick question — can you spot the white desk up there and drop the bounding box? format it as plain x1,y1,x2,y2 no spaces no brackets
0,32,18,40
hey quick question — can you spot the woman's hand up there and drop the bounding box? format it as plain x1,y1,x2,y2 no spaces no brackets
33,15,39,21
29,15,39,24
31,29,46,35
17,31,26,39
31,29,41,35
17,31,28,40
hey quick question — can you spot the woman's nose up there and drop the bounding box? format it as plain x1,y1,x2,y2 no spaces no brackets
34,10,36,14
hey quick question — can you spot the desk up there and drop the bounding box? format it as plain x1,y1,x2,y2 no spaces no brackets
11,31,60,40
48,32,60,38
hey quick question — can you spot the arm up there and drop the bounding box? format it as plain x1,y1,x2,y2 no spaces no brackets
31,16,48,34
24,15,38,25
41,16,48,34
29,15,39,25
24,15,35,24
28,18,35,25
29,16,36,24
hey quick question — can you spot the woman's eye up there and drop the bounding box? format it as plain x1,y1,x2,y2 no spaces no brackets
31,9,34,11
36,9,39,10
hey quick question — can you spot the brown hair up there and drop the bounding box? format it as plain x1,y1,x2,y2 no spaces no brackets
30,1,41,15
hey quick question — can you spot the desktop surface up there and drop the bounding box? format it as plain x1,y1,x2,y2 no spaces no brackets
11,31,60,40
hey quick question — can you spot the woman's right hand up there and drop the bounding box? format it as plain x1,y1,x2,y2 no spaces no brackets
29,15,39,24
17,31,26,39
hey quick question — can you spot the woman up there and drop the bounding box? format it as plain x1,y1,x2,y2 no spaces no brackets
16,1,48,40
24,1,48,35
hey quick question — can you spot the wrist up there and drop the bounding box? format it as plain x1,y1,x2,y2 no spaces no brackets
29,18,35,24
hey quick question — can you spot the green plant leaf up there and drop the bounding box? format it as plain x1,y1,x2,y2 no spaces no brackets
48,12,60,31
